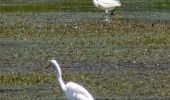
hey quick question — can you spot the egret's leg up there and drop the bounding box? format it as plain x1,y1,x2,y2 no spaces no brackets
111,12,114,15
111,8,116,15
105,10,109,15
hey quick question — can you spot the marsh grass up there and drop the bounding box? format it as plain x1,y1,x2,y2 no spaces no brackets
0,0,170,99
0,16,170,99
0,4,94,12
0,19,169,65
0,0,93,12
0,70,170,98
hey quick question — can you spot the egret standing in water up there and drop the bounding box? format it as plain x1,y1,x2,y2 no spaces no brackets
49,60,94,100
93,0,121,15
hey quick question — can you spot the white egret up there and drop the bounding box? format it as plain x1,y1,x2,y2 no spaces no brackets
50,60,94,100
93,0,121,15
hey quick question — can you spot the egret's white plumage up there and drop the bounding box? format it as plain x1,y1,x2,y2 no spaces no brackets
50,60,94,100
93,0,121,15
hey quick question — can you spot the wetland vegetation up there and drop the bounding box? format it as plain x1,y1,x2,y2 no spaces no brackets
0,0,170,99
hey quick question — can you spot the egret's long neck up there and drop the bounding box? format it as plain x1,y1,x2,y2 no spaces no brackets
53,61,67,92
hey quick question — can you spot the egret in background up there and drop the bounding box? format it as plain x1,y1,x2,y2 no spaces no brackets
93,0,121,15
49,60,94,100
